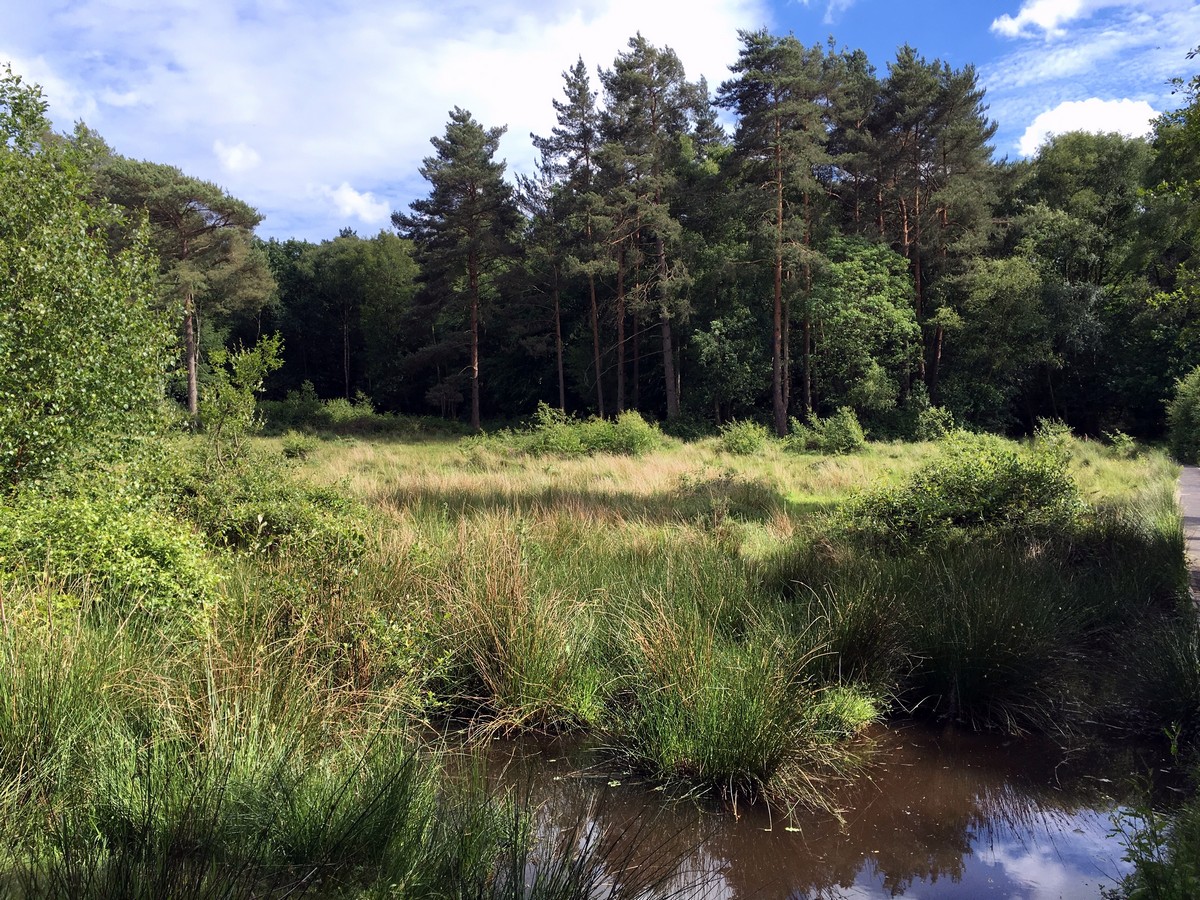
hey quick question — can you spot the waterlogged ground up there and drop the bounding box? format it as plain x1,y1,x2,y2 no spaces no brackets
476,725,1147,899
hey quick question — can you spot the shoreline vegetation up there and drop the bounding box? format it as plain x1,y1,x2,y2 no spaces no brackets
4,42,1200,895
3,407,1198,896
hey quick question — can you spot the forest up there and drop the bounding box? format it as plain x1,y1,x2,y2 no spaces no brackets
113,31,1200,441
2,29,1200,900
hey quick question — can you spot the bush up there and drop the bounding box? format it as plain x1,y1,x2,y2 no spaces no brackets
606,410,662,456
503,404,663,458
915,404,955,440
848,431,1083,546
1103,428,1138,458
1168,366,1200,463
717,420,771,455
0,488,218,616
281,430,319,460
785,408,866,455
155,440,366,561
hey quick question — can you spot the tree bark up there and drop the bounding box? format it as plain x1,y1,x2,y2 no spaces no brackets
772,122,786,437
589,271,604,417
184,293,198,420
554,265,566,411
657,235,678,420
469,249,481,432
615,250,626,414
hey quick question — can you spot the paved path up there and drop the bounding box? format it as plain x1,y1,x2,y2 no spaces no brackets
1179,466,1200,600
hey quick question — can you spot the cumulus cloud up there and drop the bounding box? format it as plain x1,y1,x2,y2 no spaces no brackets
991,0,1093,38
980,1,1196,158
2,0,769,239
991,0,1194,39
1017,97,1158,154
318,182,391,225
213,139,261,173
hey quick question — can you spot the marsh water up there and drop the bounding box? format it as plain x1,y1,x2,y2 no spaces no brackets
475,724,1158,898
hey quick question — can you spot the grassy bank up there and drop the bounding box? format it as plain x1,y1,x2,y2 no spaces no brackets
1,421,1197,895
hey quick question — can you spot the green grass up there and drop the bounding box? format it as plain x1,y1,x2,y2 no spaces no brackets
2,426,1196,894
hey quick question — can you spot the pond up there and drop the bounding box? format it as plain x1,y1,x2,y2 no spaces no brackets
475,723,1157,898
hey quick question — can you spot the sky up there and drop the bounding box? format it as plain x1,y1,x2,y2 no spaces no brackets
3,0,1197,241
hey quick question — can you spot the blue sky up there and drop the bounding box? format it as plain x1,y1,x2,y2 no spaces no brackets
2,0,1196,241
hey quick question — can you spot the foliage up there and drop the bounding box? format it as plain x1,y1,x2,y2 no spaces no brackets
786,408,866,455
0,487,218,617
809,238,920,418
916,404,955,441
493,403,663,458
717,420,772,455
847,430,1082,546
1168,365,1200,463
95,152,271,417
0,68,170,489
280,430,319,460
200,334,283,466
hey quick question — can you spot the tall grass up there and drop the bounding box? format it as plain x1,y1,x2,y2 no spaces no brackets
6,426,1194,893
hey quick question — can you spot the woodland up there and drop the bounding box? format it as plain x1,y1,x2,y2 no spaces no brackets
2,30,1200,900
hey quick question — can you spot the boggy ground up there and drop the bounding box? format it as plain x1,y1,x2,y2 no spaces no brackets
1,425,1196,897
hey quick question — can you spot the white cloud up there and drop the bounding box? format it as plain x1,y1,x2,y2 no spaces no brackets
1,0,769,240
981,1,1198,159
318,182,391,225
213,139,261,173
991,0,1092,38
1017,97,1158,154
0,49,96,124
990,0,1194,39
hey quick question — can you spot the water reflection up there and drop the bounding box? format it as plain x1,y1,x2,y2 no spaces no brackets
476,724,1145,898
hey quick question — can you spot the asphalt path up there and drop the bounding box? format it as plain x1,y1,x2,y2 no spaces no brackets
1179,466,1200,601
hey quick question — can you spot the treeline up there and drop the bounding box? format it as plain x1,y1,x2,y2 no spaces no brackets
73,34,1200,436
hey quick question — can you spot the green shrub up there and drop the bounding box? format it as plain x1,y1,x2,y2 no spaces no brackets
1168,366,1200,463
155,440,366,562
785,407,866,455
281,430,319,460
848,431,1083,546
1103,428,1138,459
510,404,662,458
0,70,171,490
717,420,771,455
916,404,955,440
0,489,218,616
606,410,662,456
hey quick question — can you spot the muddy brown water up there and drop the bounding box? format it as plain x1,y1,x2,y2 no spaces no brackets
469,723,1159,899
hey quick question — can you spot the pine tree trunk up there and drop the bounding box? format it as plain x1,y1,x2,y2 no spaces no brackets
589,271,604,417
343,307,351,400
772,133,786,437
615,250,626,414
554,265,566,411
657,235,678,420
632,312,640,410
469,251,481,432
931,323,944,399
185,294,198,420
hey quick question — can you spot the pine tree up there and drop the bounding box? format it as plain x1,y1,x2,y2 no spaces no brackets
97,157,268,419
719,31,832,433
600,35,708,420
531,59,607,415
870,46,996,389
394,108,518,430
